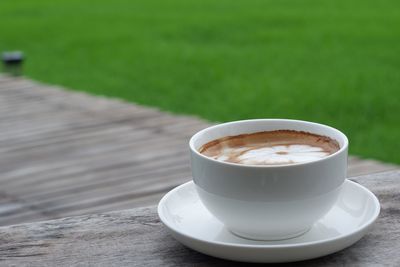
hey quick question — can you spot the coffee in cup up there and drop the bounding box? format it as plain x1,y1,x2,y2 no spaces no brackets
199,130,340,166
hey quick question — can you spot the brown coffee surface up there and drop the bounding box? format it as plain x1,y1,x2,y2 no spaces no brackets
199,130,340,165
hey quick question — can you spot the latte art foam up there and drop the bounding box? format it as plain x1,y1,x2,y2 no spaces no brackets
199,130,340,166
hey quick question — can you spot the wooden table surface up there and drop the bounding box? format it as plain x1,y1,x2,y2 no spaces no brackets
0,75,398,227
0,170,399,267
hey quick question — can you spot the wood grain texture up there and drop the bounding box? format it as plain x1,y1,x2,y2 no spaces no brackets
0,170,399,266
0,75,398,227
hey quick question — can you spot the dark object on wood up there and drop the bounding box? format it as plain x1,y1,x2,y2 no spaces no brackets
0,170,399,266
2,51,24,76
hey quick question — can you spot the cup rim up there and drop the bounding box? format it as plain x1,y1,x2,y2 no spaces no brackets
189,119,349,168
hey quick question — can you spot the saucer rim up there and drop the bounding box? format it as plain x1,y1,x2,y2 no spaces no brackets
158,179,380,249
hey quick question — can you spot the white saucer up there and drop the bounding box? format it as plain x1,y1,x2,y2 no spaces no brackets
158,180,380,263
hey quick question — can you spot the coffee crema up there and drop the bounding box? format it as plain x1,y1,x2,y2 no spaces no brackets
199,130,340,165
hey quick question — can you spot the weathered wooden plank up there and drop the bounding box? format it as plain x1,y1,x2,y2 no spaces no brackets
0,115,106,141
0,209,52,227
0,146,188,188
0,110,155,137
0,140,187,188
15,164,190,205
348,159,398,177
0,111,198,145
0,202,25,216
0,184,179,226
0,118,134,147
0,195,53,227
1,132,185,165
36,172,190,216
0,128,153,157
20,155,190,200
0,171,398,266
0,119,183,152
58,191,167,217
0,151,186,193
0,126,143,153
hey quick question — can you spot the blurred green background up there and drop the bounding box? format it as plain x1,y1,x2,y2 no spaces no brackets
0,0,399,163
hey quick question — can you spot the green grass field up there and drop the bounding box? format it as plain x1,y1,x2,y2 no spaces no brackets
1,0,399,164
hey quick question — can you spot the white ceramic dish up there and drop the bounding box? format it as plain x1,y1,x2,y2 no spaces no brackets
158,180,380,263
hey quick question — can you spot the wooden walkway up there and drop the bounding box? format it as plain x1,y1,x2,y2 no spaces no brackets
0,75,398,227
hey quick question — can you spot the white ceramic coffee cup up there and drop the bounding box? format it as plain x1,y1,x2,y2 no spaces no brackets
190,119,348,240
